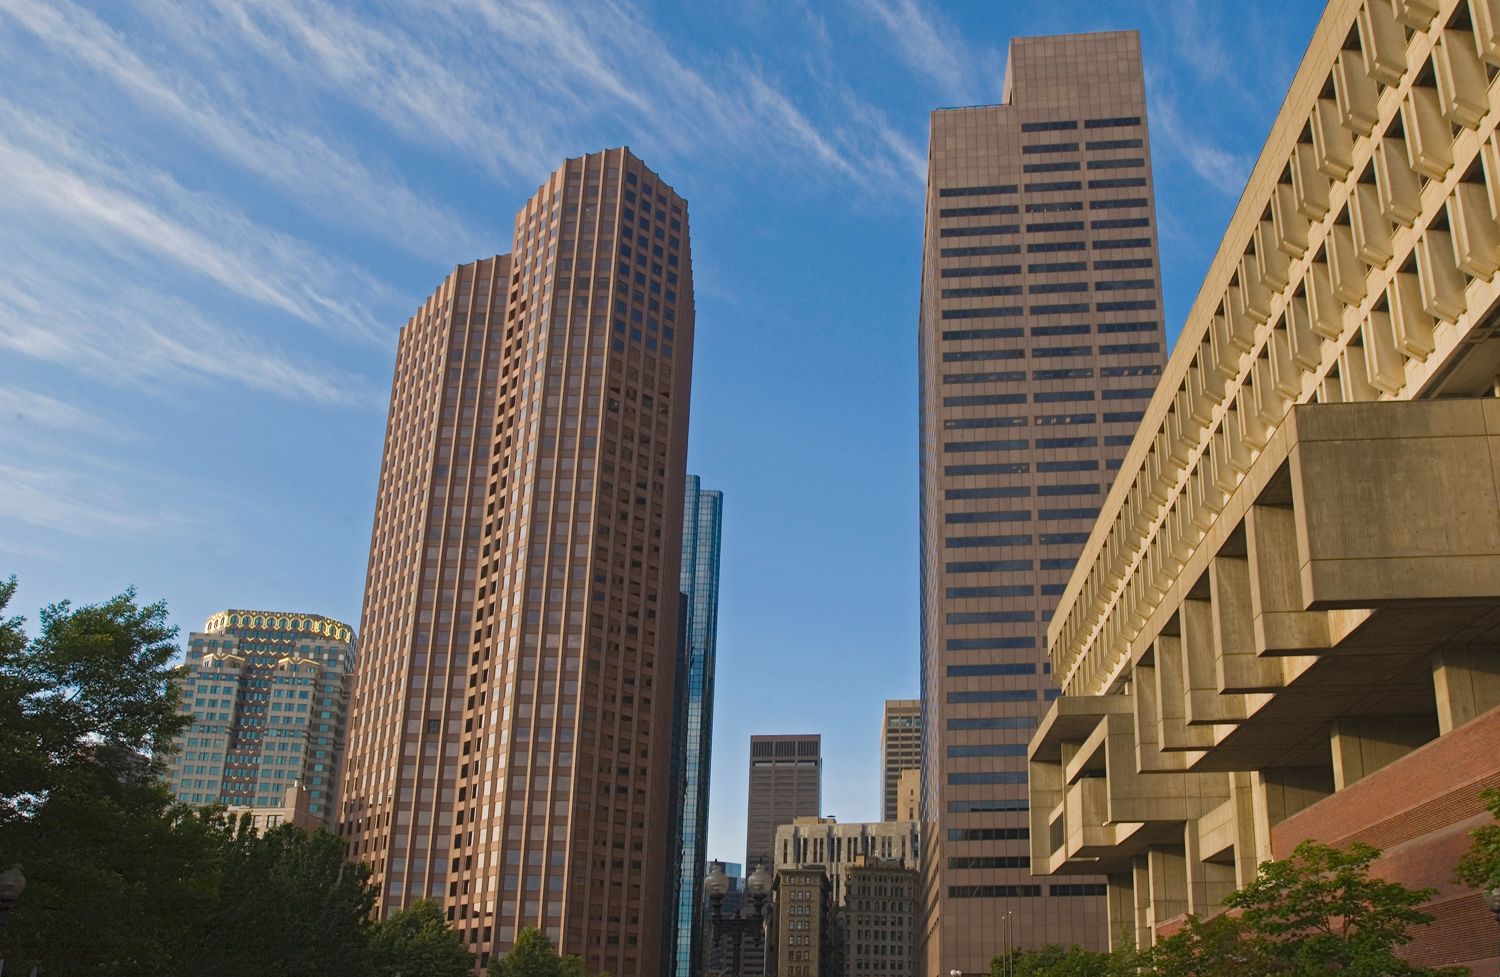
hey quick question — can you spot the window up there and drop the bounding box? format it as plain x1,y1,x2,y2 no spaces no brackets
1028,240,1086,253
1029,282,1088,294
946,663,1036,676
1097,299,1157,312
949,799,1030,813
1098,319,1157,333
1021,142,1078,154
947,691,1035,704
943,327,1022,340
1033,345,1092,357
943,371,1025,385
949,885,1043,898
1022,160,1081,173
939,184,1017,197
948,716,1036,730
945,463,1028,476
1028,262,1087,274
947,828,1029,841
944,508,1028,522
947,583,1033,598
939,225,1019,237
946,486,1030,500
1037,483,1099,496
941,244,1022,257
1040,507,1100,520
1092,217,1151,229
1088,177,1147,189
940,205,1018,217
944,534,1031,548
949,856,1029,868
1021,120,1077,132
1040,532,1091,544
1087,157,1145,170
1050,884,1109,896
944,393,1026,406
945,610,1034,624
945,637,1035,650
1025,221,1085,234
943,417,1025,430
1038,459,1098,472
1033,388,1094,401
1086,138,1143,149
941,307,1023,320
942,286,1022,298
942,348,1024,362
1024,198,1082,211
1084,116,1141,128
1100,341,1161,354
947,771,1028,784
944,560,1031,574
1094,278,1155,291
940,265,1020,278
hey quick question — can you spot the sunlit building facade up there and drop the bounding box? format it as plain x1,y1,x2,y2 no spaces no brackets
167,608,355,826
341,147,696,977
917,30,1167,973
1027,3,1500,974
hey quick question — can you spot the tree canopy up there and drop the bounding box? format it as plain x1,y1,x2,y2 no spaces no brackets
488,926,597,977
0,578,471,977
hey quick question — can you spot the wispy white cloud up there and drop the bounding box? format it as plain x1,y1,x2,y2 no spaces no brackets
0,386,108,435
851,0,978,103
126,0,925,197
1149,88,1253,198
0,0,484,260
0,105,393,343
0,241,378,408
0,460,185,538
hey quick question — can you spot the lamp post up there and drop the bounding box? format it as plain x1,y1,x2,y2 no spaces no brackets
705,860,772,977
0,863,24,946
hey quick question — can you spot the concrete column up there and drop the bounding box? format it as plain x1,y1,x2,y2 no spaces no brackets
1329,715,1439,789
1211,554,1287,693
1253,766,1334,856
1432,645,1500,734
1147,846,1190,930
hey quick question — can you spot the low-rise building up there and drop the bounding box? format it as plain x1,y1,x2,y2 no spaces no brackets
775,867,832,977
843,859,918,977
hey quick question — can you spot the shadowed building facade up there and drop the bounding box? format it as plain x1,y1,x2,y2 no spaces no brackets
917,30,1167,974
1026,3,1500,974
340,147,695,977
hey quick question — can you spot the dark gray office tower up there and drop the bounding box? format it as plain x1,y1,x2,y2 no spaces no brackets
667,476,725,977
745,734,822,871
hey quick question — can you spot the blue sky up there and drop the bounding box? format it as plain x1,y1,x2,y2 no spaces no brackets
0,0,1322,864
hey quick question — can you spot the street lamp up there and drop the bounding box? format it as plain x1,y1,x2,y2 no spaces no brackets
0,863,25,944
705,860,772,977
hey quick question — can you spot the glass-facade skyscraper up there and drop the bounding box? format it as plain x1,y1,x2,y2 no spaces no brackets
669,475,724,977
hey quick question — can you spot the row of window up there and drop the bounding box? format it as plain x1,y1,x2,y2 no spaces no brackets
939,197,1146,218
942,323,1156,340
943,436,1129,452
944,507,1101,522
1024,158,1145,176
940,260,1152,278
1020,138,1143,155
941,236,1148,258
946,885,1105,899
938,217,1149,237
945,483,1100,500
1019,116,1141,133
945,411,1145,429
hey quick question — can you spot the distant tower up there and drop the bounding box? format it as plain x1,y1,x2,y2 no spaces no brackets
918,30,1167,974
668,477,725,977
880,699,921,821
165,609,355,825
745,734,822,871
340,147,697,977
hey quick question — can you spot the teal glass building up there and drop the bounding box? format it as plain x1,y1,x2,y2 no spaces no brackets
669,476,724,977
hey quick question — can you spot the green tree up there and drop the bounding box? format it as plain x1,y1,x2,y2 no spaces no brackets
1139,914,1252,977
1227,840,1465,976
990,943,1135,977
369,898,473,977
1456,788,1500,899
184,818,376,977
488,926,596,977
0,579,219,976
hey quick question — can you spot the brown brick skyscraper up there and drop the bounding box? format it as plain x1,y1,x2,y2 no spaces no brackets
342,147,695,977
917,32,1166,975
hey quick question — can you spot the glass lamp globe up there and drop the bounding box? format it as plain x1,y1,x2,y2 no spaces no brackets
704,860,730,899
746,862,772,898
